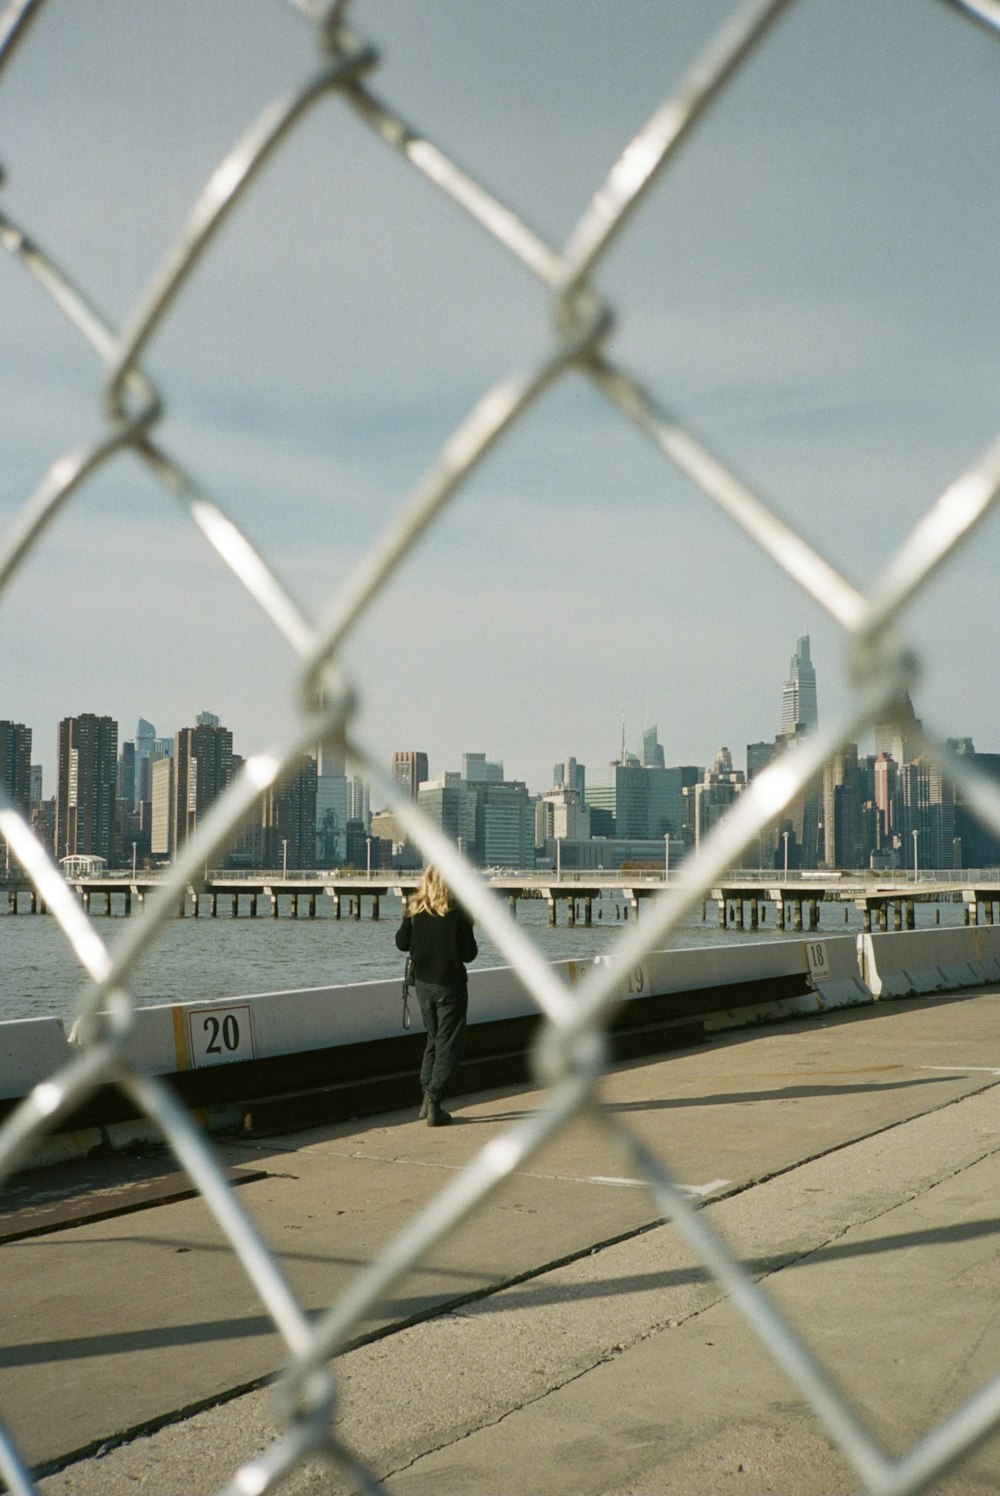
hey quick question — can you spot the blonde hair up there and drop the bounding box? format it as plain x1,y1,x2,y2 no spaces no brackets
407,865,454,918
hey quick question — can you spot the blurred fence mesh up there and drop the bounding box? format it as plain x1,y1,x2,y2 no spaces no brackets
1,0,999,1491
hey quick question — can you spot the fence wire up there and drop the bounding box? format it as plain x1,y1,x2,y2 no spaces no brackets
1,1,999,1492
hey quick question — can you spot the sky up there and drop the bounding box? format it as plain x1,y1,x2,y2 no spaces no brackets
1,0,998,799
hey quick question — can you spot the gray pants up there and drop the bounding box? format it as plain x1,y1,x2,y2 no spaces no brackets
416,980,468,1100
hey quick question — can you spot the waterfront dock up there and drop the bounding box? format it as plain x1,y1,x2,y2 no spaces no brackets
5,868,1000,932
6,982,1000,1494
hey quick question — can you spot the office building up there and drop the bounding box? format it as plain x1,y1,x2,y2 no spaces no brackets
462,752,503,785
134,718,157,808
536,788,591,847
647,765,700,844
688,748,745,852
874,693,922,765
478,781,535,868
747,741,775,780
553,757,586,801
948,741,1000,867
588,757,698,845
642,725,666,770
781,634,818,736
392,751,429,800
821,742,864,869
896,757,955,871
315,740,348,866
586,760,648,840
419,774,472,851
258,754,317,869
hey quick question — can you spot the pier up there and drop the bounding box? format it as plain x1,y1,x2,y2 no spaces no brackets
4,869,1000,929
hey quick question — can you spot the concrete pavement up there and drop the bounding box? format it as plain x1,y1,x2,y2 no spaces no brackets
5,989,1000,1493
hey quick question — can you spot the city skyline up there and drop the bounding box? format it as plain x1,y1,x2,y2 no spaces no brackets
1,5,997,811
7,658,998,874
6,624,1000,810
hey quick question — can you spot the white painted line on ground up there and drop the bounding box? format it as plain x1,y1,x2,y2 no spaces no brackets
921,1066,1000,1076
680,1178,731,1197
588,1175,730,1197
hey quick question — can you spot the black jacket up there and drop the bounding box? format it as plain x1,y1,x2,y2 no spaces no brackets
395,906,478,987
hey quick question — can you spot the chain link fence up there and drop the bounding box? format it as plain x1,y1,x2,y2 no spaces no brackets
1,0,999,1491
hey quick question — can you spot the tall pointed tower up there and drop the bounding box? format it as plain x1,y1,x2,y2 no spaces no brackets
781,634,818,737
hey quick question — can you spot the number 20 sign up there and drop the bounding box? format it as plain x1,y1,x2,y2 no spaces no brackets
185,1003,256,1068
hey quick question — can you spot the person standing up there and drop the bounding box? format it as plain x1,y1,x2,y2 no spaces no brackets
395,866,478,1126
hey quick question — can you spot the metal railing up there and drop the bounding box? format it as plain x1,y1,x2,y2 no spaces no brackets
1,2,999,1492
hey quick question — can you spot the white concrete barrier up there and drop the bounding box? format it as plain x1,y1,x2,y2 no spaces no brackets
600,940,805,1003
860,927,989,999
597,939,829,1033
107,957,591,1077
0,1017,72,1100
971,924,1000,981
798,935,873,1011
11,926,993,1104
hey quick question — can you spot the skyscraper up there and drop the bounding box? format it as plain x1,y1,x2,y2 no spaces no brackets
315,740,348,866
56,714,119,861
642,725,666,770
259,754,318,869
1,721,32,872
0,721,32,818
173,721,234,850
781,635,818,736
392,751,429,800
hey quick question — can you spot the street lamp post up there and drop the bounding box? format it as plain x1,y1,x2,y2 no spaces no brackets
783,831,789,879
664,834,670,883
131,842,137,879
556,836,561,879
912,828,919,882
366,836,372,880
282,838,288,878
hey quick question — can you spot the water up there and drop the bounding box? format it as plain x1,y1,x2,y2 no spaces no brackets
0,890,969,1024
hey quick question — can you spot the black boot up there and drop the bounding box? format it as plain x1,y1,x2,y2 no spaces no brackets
426,1095,452,1127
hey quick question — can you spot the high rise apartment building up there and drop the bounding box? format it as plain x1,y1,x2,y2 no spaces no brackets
56,713,119,862
1,721,33,871
172,721,234,851
0,720,32,818
150,756,175,858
